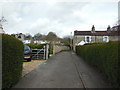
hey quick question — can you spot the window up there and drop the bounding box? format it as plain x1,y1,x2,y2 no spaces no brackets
86,37,90,42
85,36,91,43
103,36,109,42
18,35,21,38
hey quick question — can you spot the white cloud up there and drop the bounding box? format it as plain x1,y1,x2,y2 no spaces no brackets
12,14,22,23
0,0,119,2
22,5,31,14
0,1,118,37
31,18,50,28
72,2,117,30
6,12,23,27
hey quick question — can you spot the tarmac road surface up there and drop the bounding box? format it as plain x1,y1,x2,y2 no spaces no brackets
13,51,110,88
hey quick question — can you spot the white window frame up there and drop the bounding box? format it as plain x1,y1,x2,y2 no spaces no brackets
85,36,91,43
103,36,109,42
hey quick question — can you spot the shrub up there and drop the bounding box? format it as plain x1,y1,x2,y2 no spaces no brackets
2,34,24,88
49,48,53,55
76,41,119,88
26,44,46,49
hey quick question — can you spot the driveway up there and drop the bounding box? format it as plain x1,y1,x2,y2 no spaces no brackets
22,60,47,77
13,51,110,88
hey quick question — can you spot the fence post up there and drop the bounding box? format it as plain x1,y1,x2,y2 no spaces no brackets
45,44,49,60
43,46,46,60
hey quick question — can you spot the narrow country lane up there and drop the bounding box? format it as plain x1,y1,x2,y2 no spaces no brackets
13,51,110,88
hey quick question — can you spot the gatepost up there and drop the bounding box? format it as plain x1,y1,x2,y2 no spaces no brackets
43,46,46,60
45,44,49,60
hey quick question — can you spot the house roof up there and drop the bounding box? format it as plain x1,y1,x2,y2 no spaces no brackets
74,31,91,35
93,31,109,36
112,25,120,31
74,30,120,36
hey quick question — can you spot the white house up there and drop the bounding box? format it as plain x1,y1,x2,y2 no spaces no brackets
23,40,31,44
11,33,25,42
34,40,49,44
73,25,120,51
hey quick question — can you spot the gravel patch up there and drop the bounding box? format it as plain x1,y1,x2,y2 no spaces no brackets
22,60,47,77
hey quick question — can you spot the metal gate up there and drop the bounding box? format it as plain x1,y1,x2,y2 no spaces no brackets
32,45,49,60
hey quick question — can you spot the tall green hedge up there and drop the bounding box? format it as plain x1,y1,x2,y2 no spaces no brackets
2,34,24,88
76,41,119,88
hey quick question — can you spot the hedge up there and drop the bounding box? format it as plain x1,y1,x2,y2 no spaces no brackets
26,44,46,49
76,41,120,88
2,34,24,88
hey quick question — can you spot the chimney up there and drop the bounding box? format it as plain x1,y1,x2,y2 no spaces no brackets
107,25,111,33
91,25,95,33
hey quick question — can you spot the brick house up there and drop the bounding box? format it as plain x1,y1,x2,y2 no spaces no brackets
73,25,120,51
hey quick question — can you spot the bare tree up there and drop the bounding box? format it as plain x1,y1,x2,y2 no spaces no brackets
34,33,43,40
25,33,32,40
45,32,61,41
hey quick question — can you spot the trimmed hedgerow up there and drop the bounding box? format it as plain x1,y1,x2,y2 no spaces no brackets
26,44,46,49
2,34,24,88
76,41,119,88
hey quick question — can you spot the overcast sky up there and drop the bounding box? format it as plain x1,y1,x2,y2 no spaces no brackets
0,0,118,37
